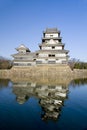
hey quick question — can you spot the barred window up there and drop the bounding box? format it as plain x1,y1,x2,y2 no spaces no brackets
36,61,42,64
48,61,55,64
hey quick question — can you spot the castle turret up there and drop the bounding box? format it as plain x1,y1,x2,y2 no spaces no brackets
12,44,35,66
15,44,30,54
36,28,69,64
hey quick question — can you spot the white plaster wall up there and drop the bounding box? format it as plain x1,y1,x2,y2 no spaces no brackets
39,53,48,57
19,49,26,53
14,61,35,65
32,62,36,65
56,59,66,63
42,46,62,50
36,59,45,61
42,60,48,63
15,57,33,60
42,47,52,50
56,59,62,63
55,53,66,57
36,59,48,64
48,39,57,44
45,33,58,38
55,46,62,50
14,62,30,64
55,40,59,43
48,59,56,61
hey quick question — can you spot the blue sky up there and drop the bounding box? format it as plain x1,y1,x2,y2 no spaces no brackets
0,0,87,61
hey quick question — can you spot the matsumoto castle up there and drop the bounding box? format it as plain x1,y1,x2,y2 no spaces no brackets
12,28,69,66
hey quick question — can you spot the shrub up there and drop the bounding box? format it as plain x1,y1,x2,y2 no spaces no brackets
0,59,12,69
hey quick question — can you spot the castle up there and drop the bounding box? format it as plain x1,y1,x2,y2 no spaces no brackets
12,28,69,66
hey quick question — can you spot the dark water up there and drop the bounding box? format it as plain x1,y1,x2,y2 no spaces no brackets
0,79,87,130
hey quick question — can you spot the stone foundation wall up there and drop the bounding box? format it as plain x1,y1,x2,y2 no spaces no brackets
0,65,87,80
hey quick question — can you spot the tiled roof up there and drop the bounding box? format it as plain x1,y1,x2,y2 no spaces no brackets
36,50,69,54
43,28,60,33
46,28,58,32
12,52,35,57
39,43,65,47
16,44,30,51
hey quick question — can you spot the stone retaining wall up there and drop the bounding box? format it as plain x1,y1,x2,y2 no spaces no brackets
0,65,87,80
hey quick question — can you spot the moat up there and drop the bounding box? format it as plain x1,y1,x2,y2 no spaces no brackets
0,78,87,130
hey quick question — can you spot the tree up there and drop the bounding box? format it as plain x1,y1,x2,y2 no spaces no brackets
0,59,12,69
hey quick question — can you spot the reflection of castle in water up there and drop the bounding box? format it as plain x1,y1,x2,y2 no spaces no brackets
13,81,69,121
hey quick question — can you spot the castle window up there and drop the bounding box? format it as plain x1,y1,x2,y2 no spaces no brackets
48,61,55,64
36,61,42,64
14,63,19,66
27,63,31,66
50,35,53,37
59,39,61,42
26,50,30,52
52,46,55,49
49,54,55,57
